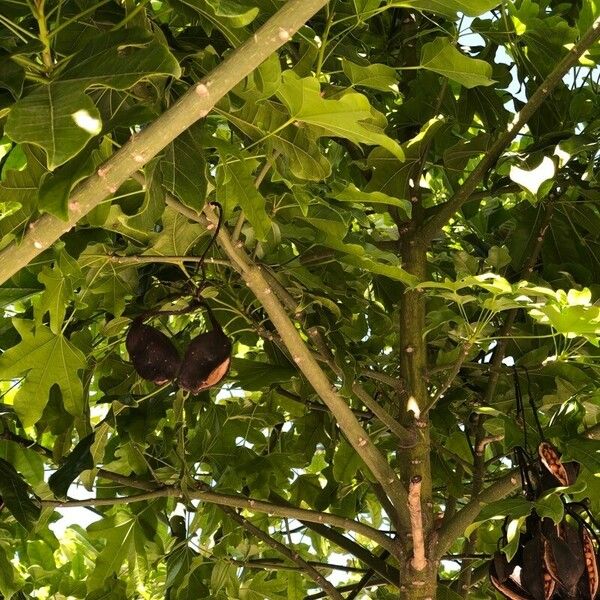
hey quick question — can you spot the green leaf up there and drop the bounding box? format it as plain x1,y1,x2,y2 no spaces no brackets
48,433,95,499
286,572,305,600
0,544,23,599
330,183,412,217
563,439,600,472
0,146,45,248
277,71,405,161
6,32,180,169
6,82,101,170
530,303,600,339
87,512,140,591
0,458,41,530
78,246,139,316
365,116,445,203
342,255,419,286
37,264,73,334
176,0,258,29
333,439,362,483
113,159,166,240
437,585,465,600
389,0,501,18
216,158,271,241
231,358,296,391
420,38,495,88
160,125,208,210
0,285,41,308
341,58,398,91
226,101,331,181
38,149,96,219
145,209,206,257
0,54,24,99
0,320,86,426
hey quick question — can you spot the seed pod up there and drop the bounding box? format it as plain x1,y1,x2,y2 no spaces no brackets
543,519,585,596
521,515,556,600
580,528,599,600
178,306,231,394
539,441,579,489
490,549,531,600
126,318,180,384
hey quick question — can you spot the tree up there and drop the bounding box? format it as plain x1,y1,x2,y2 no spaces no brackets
0,0,599,598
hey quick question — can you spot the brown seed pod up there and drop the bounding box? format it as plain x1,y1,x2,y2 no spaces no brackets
521,524,556,600
177,305,232,394
543,520,585,595
539,442,579,488
581,528,599,600
126,318,180,385
490,550,532,600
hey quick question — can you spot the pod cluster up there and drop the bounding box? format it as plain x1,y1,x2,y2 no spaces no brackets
126,303,232,394
490,442,599,600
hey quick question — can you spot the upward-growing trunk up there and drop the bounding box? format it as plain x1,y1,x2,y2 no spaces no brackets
398,240,436,599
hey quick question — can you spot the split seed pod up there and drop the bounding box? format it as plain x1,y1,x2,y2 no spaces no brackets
126,318,180,384
580,528,599,600
539,442,580,490
543,519,585,596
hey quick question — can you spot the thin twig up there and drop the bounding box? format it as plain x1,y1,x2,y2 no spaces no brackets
222,508,344,600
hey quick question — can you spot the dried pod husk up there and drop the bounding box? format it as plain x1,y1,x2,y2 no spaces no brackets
490,549,532,600
178,307,231,394
521,516,556,600
579,528,599,600
126,318,180,384
543,519,585,596
539,442,579,489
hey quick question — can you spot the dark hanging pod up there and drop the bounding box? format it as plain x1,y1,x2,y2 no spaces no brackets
579,527,599,600
521,515,556,600
490,548,533,600
538,442,580,490
126,317,181,385
178,303,232,394
542,518,585,597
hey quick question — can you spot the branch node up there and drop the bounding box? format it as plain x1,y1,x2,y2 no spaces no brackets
195,83,209,98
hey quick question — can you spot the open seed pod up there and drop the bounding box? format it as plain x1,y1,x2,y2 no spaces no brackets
579,527,599,600
539,442,580,491
178,304,232,394
126,318,181,385
542,518,585,598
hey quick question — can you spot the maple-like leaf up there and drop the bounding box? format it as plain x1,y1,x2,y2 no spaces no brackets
0,320,86,426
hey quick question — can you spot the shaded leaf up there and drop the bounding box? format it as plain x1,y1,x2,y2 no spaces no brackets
48,433,95,499
0,457,41,530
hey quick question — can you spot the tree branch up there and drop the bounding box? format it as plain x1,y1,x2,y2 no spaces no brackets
434,472,519,559
105,254,230,267
0,0,330,285
41,486,396,554
418,17,600,243
168,201,412,531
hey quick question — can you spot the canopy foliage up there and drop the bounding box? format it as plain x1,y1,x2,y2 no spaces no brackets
0,0,600,599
